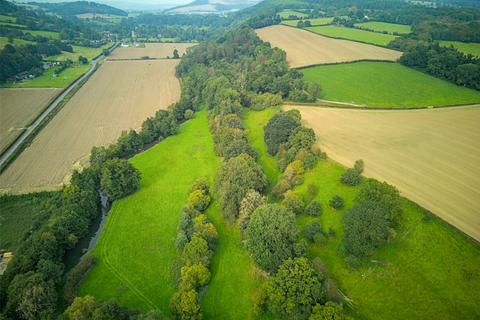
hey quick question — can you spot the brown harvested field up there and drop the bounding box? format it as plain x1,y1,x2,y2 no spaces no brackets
285,105,480,242
109,43,195,60
0,60,181,193
256,25,401,68
0,88,60,154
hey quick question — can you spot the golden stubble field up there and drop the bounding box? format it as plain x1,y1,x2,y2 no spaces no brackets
256,25,401,68
285,105,480,241
0,88,60,154
0,60,181,193
109,43,195,60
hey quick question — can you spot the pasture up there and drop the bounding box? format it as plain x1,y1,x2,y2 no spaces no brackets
0,60,181,193
49,44,112,62
282,17,334,26
354,21,412,34
108,43,195,60
301,61,480,107
4,64,91,88
438,40,480,57
0,37,34,49
278,9,308,19
246,108,480,320
24,29,60,39
306,25,398,47
0,88,60,153
285,105,480,242
255,25,401,68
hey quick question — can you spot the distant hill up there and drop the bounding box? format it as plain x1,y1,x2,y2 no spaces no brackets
166,0,262,15
30,1,128,16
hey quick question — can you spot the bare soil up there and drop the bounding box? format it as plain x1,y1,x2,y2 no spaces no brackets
0,60,181,193
109,43,195,60
256,25,401,68
285,105,480,241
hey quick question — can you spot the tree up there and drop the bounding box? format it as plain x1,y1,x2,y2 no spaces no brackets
305,221,324,243
340,168,362,186
309,302,351,320
100,158,141,201
357,180,402,226
264,111,301,155
245,204,298,272
282,191,304,215
64,295,97,320
305,200,322,216
187,189,211,212
179,263,211,291
7,272,57,320
78,55,88,64
266,258,325,319
216,154,267,220
329,196,344,210
170,289,202,320
173,48,180,59
238,190,266,230
182,235,212,267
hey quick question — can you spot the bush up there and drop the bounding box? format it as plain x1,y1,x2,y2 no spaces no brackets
340,168,362,186
187,189,211,212
354,159,364,174
100,158,141,201
309,302,352,320
251,92,282,110
184,109,194,119
305,200,322,216
182,235,212,267
305,221,323,242
63,255,96,304
272,179,292,199
179,263,211,291
170,289,202,320
329,196,344,210
282,191,304,215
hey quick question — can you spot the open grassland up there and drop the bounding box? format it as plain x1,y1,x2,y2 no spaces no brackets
246,108,480,320
438,40,480,57
279,9,308,19
24,29,60,39
109,43,195,60
282,17,334,26
0,14,15,22
0,36,34,49
354,21,412,34
5,63,91,88
0,60,181,193
301,61,480,107
80,111,220,314
0,21,25,28
306,25,398,47
255,25,401,68
0,88,60,153
0,193,53,253
49,44,112,62
285,105,480,241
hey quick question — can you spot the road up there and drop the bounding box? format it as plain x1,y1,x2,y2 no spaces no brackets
0,48,112,170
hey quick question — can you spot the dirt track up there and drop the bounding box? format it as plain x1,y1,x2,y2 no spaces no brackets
0,60,181,193
0,88,60,154
256,25,401,68
285,105,480,242
109,43,195,60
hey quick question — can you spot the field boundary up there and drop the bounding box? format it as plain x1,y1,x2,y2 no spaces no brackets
293,59,397,70
106,57,182,61
279,23,400,50
0,44,118,174
283,100,480,110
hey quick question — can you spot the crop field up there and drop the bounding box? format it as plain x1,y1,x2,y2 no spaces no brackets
255,25,401,68
438,40,480,57
0,60,181,194
279,9,308,19
285,105,480,242
354,21,412,34
246,108,480,320
282,17,334,26
109,43,195,60
306,25,398,47
80,111,261,318
0,88,60,153
301,61,480,107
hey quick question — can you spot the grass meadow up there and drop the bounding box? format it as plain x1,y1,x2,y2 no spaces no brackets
24,29,60,39
282,17,334,27
354,21,412,34
438,40,480,57
0,36,34,49
279,9,308,19
80,111,261,319
306,25,397,47
49,44,112,62
4,64,90,88
301,61,480,107
245,108,480,320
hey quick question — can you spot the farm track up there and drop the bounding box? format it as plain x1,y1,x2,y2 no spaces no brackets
285,105,480,242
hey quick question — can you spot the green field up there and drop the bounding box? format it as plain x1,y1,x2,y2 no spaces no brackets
306,25,398,47
279,9,308,19
0,193,54,253
4,63,90,88
245,108,480,320
438,40,480,57
0,14,15,23
282,17,334,27
354,21,412,35
0,21,26,28
80,111,260,318
49,44,112,62
24,29,60,39
301,61,480,107
0,36,34,49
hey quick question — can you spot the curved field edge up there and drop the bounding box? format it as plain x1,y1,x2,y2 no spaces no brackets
80,110,261,318
301,61,480,108
244,108,480,320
